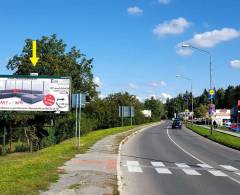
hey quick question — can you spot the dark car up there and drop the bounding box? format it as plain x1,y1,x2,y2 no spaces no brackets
172,119,182,129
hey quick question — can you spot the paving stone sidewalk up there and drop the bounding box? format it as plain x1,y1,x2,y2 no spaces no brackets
40,127,142,195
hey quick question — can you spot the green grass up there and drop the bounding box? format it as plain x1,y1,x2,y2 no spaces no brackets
0,125,143,195
186,123,240,150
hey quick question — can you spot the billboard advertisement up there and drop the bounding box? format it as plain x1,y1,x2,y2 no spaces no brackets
0,75,71,112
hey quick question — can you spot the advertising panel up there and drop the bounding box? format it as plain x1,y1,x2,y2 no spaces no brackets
0,75,71,112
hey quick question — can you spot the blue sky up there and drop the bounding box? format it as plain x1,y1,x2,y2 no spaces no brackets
0,0,240,101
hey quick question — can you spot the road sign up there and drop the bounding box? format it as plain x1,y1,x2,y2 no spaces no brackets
208,89,216,100
119,106,134,117
208,104,216,117
72,93,87,108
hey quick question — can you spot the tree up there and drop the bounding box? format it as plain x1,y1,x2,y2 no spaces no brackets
1,34,98,149
144,97,165,121
194,104,208,118
7,34,97,97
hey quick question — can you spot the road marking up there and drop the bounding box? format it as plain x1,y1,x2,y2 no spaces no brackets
126,161,143,172
197,163,227,176
197,163,213,169
151,162,172,174
176,163,201,175
220,165,240,175
166,128,205,164
166,127,240,184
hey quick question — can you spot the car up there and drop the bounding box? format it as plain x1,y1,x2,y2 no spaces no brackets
172,119,182,129
224,121,231,128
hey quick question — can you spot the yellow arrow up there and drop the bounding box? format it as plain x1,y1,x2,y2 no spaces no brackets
30,40,39,66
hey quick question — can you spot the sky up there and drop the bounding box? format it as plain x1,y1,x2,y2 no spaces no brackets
0,0,240,102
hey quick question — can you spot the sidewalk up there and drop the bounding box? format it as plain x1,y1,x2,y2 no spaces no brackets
199,125,240,138
40,126,145,195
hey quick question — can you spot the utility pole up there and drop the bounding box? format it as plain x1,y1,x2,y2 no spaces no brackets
182,44,213,133
209,55,213,135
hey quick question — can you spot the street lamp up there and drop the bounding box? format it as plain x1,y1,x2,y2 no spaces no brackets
182,44,213,134
176,75,194,125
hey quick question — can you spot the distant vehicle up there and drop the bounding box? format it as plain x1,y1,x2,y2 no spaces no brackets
172,119,182,129
224,121,231,128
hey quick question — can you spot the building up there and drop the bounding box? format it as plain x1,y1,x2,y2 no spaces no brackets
141,110,152,118
231,100,240,125
213,109,231,126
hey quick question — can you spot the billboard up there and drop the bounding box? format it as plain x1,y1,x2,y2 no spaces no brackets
0,75,71,112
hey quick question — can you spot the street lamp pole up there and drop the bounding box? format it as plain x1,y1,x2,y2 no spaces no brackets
176,75,194,124
182,44,213,134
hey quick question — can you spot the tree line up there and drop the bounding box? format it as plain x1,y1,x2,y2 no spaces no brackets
0,35,165,154
165,86,240,118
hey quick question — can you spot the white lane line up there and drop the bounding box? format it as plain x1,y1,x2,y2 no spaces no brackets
220,165,240,176
166,127,240,184
176,163,201,175
166,128,205,164
197,163,213,169
126,161,143,173
151,162,172,174
197,163,227,177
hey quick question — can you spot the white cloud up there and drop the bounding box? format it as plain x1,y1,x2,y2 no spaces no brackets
127,6,143,16
183,28,239,48
230,60,240,69
136,96,143,102
150,81,167,87
176,47,193,56
158,0,170,4
129,82,139,89
93,76,103,88
161,92,172,100
99,94,107,99
153,17,190,37
147,92,172,103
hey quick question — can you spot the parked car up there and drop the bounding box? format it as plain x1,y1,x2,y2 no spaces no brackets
224,121,232,128
172,119,182,129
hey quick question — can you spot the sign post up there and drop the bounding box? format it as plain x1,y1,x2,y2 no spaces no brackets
119,106,135,127
72,93,87,148
208,89,216,135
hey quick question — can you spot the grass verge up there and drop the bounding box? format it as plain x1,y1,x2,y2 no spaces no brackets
186,123,240,150
0,124,145,195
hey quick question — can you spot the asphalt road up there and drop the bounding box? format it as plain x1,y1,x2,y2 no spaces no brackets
120,121,240,195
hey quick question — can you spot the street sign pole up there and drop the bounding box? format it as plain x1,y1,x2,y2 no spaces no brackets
130,106,133,126
122,106,124,127
75,94,79,147
78,94,81,148
210,55,213,135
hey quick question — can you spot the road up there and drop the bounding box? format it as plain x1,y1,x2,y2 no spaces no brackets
120,121,240,195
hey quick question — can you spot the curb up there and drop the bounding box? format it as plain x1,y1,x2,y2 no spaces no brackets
117,122,162,195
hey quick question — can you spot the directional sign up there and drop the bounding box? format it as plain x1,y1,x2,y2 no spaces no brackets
119,106,134,117
72,93,87,108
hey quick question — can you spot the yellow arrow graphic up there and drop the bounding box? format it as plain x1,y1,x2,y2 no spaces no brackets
30,40,39,66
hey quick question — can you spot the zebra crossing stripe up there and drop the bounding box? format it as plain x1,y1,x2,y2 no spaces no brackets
176,163,201,175
151,162,172,174
126,161,143,173
197,163,227,176
220,165,240,175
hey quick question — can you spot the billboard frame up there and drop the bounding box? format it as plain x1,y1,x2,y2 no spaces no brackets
0,74,72,113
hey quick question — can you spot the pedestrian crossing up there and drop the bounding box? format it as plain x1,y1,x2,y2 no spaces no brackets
124,160,240,177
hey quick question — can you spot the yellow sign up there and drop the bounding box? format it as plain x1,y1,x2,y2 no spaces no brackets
209,89,215,96
30,40,39,66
